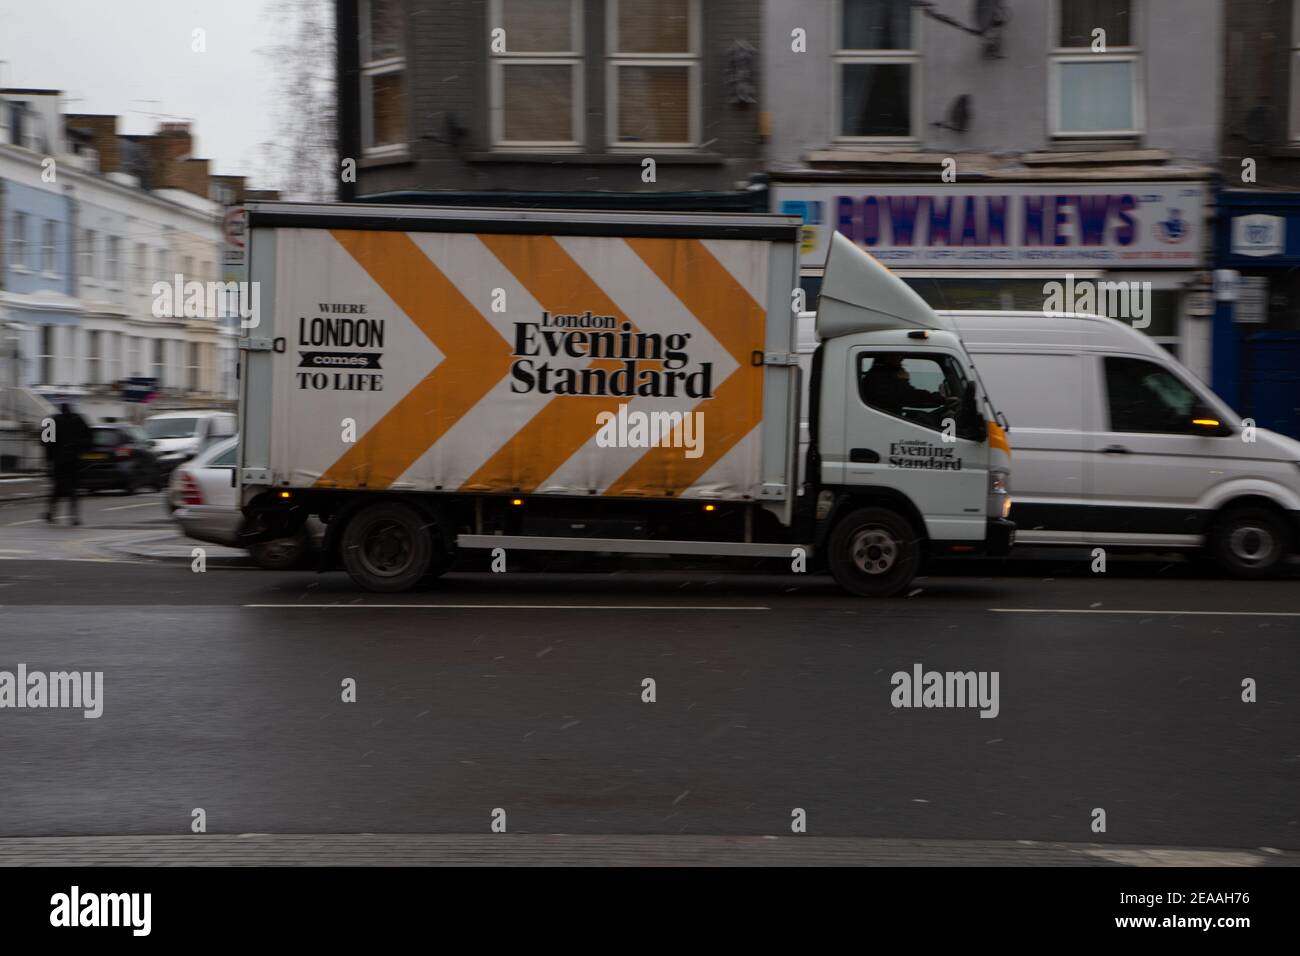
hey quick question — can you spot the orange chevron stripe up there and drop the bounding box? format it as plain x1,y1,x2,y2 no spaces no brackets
603,239,766,497
460,234,643,493
314,230,513,489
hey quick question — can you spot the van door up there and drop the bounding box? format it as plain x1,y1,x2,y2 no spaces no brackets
1084,354,1233,544
843,347,987,541
967,350,1091,543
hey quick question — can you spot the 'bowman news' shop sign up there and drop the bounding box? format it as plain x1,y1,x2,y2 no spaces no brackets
774,182,1207,270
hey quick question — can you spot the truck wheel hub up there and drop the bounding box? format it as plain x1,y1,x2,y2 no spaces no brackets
361,521,413,575
851,528,897,575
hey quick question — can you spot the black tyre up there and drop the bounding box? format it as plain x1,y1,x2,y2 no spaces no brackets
827,506,921,597
121,470,137,496
340,502,433,592
249,530,312,571
1208,506,1291,578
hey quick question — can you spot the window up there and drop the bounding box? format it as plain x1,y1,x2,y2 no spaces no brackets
490,0,583,148
157,248,169,283
108,236,121,283
211,442,238,467
608,0,698,147
42,220,56,274
1103,357,1213,435
88,330,101,385
1051,0,1141,137
834,0,919,140
857,352,971,435
81,229,95,279
39,325,54,384
152,339,166,385
11,212,28,269
137,243,147,283
360,0,407,155
182,255,193,280
188,343,200,391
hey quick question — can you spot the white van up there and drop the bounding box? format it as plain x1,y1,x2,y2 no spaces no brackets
939,311,1300,577
143,410,238,478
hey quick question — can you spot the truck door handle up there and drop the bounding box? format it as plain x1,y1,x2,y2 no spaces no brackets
850,448,880,463
1101,444,1130,454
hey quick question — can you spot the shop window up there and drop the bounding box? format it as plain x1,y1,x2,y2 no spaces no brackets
835,0,919,141
361,0,407,157
1051,0,1141,138
490,0,583,148
608,0,699,148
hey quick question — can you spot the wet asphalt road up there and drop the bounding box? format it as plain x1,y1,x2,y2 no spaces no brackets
1,534,1297,848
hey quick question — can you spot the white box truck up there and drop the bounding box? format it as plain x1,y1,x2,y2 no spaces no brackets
237,204,1014,596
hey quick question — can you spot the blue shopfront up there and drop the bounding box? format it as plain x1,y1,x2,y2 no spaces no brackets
1215,191,1300,439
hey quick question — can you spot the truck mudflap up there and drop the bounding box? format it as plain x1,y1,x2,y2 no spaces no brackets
984,517,1015,557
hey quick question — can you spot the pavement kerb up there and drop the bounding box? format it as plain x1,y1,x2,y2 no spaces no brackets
0,834,1295,867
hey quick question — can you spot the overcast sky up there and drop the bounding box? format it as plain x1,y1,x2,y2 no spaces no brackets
2,0,278,183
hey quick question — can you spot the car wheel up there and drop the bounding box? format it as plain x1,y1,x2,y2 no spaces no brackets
827,506,921,597
249,530,312,571
1209,506,1291,578
340,502,433,592
121,471,137,496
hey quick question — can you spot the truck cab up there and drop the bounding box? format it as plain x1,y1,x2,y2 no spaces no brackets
803,233,1014,595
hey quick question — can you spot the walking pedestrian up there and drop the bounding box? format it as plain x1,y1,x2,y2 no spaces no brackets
45,403,93,525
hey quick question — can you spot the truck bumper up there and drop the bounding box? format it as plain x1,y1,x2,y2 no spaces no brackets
984,517,1016,557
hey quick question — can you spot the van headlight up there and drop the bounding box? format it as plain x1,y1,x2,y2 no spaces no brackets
988,470,1012,520
989,471,1009,496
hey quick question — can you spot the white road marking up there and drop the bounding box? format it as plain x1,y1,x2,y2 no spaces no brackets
245,603,771,611
0,549,33,554
5,519,42,526
103,502,161,511
991,608,1300,617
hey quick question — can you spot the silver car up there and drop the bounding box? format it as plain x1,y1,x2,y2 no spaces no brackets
170,436,321,570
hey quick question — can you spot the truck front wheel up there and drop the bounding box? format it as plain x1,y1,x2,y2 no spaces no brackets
827,507,920,597
341,502,433,592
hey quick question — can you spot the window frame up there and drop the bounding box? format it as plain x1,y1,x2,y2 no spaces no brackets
831,0,923,145
1049,0,1144,139
41,220,57,275
489,0,586,150
81,228,95,280
11,211,29,271
606,0,701,150
360,0,410,160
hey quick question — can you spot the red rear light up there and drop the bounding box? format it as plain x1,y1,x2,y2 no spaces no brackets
178,470,204,506
114,446,131,460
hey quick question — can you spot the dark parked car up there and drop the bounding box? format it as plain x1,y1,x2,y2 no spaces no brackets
79,425,162,494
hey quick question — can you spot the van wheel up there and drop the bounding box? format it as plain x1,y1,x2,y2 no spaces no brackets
341,503,432,592
1209,506,1291,578
827,507,921,597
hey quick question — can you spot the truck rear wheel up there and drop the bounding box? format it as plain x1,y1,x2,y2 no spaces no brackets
827,507,920,597
341,502,433,592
